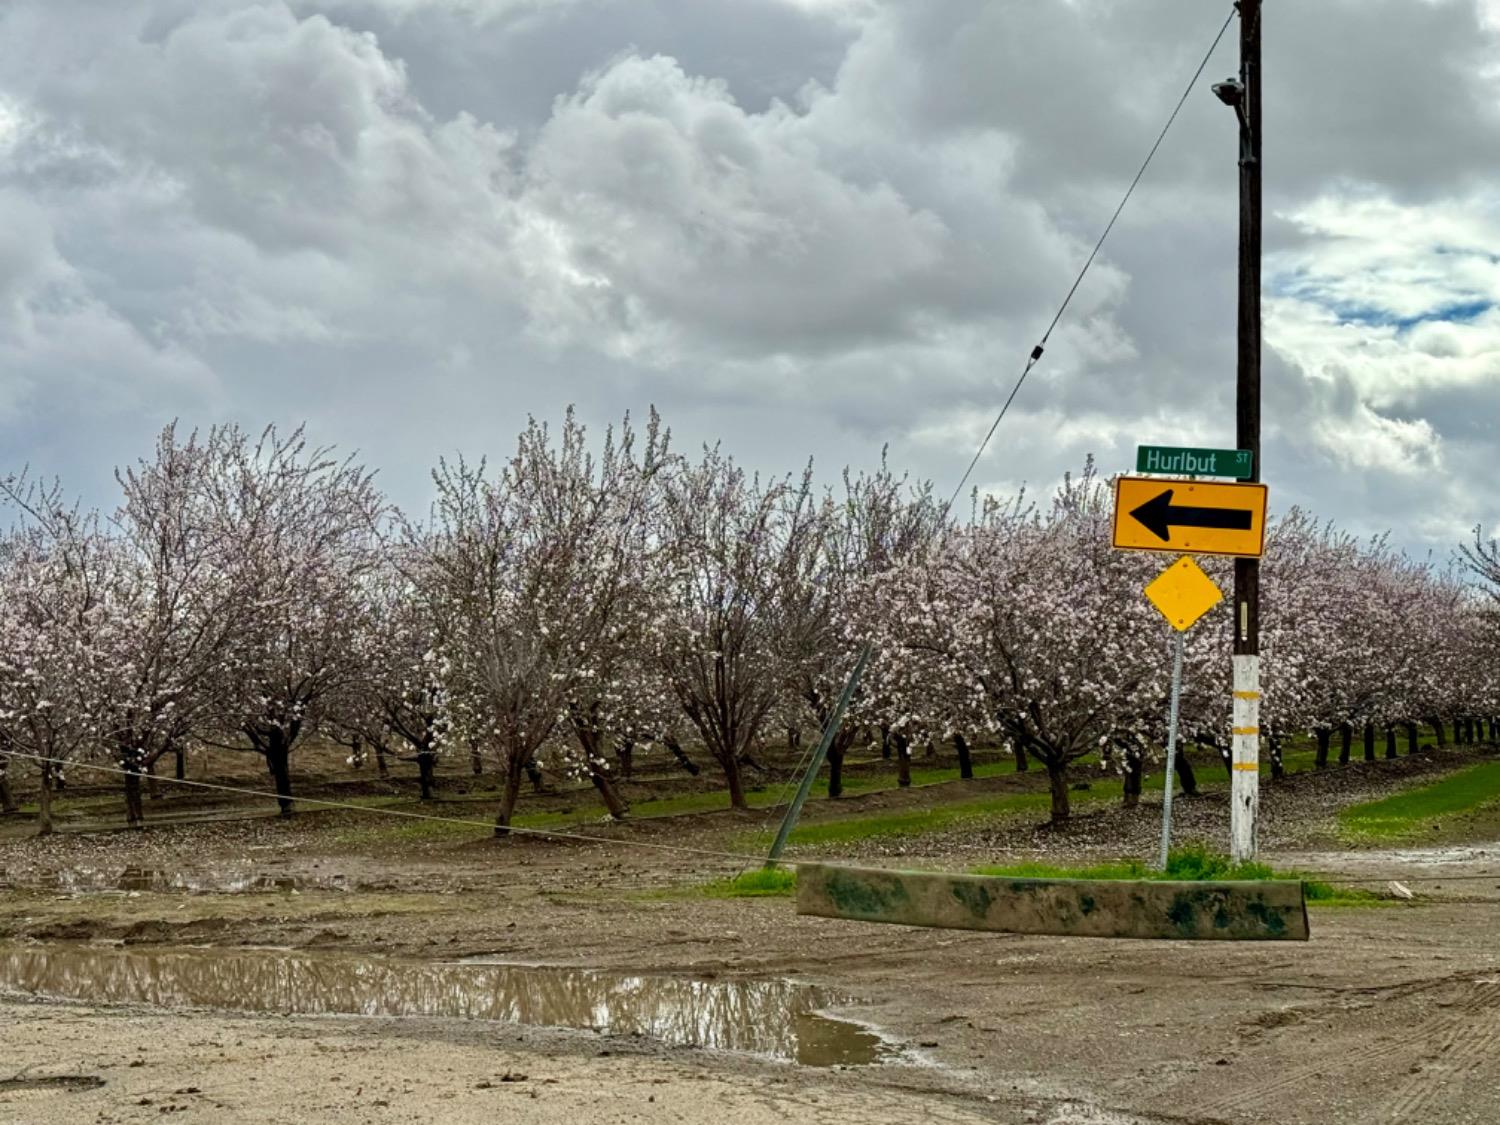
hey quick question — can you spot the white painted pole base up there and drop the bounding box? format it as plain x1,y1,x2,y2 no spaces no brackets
1230,654,1260,863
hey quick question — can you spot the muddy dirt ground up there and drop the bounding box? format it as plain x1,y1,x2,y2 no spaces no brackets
3,747,1500,1124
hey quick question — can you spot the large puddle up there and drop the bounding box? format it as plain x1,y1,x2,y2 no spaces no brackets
0,944,895,1067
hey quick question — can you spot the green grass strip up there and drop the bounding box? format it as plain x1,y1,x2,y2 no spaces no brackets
691,847,1383,904
974,845,1383,905
762,789,1070,849
1338,760,1500,843
697,868,799,898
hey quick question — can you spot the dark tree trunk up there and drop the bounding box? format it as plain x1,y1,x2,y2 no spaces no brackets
1176,749,1199,797
1046,759,1070,823
1339,723,1353,765
146,759,161,800
0,759,15,816
375,741,391,779
37,762,54,836
953,733,974,780
1315,728,1331,770
591,770,629,819
417,751,435,801
266,740,294,817
573,719,624,813
1122,749,1142,809
924,740,937,760
880,725,892,761
1385,726,1398,760
123,766,145,827
894,734,911,788
1405,721,1420,755
349,738,365,770
1363,723,1376,762
1490,718,1498,743
1013,739,1029,773
175,745,186,781
787,726,800,750
616,739,634,782
724,754,749,810
826,744,845,799
470,742,483,776
525,757,545,793
493,766,525,836
1269,734,1285,781
1431,718,1446,746
665,737,700,777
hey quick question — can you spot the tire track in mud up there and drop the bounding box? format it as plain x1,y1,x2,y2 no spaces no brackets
1381,979,1500,1121
1193,976,1500,1119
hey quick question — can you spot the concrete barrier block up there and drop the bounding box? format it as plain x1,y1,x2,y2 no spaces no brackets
795,863,1309,941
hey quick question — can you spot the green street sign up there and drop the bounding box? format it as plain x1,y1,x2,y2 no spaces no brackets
1136,445,1253,479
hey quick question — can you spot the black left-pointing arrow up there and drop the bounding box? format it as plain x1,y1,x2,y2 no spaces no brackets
1129,488,1252,543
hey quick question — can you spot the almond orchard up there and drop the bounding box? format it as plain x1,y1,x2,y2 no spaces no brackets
1,413,1496,833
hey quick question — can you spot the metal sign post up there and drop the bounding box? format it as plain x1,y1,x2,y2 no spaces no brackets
1158,631,1186,871
1141,556,1224,870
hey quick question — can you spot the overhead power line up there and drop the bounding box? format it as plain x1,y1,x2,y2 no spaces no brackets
944,5,1238,517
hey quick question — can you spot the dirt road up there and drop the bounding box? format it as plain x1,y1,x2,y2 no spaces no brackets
4,864,1500,1123
5,753,1500,1123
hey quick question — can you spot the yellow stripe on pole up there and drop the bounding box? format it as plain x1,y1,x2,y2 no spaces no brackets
1232,762,1259,772
1233,690,1261,700
1232,726,1259,736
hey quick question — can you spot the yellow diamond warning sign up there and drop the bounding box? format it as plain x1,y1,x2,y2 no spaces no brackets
1144,556,1224,632
1113,476,1267,558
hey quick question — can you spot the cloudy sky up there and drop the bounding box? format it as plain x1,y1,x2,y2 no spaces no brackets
1,0,1497,554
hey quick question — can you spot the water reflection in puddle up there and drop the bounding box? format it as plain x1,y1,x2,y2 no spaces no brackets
0,944,894,1067
0,867,359,895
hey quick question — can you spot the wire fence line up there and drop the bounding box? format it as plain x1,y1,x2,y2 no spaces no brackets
6,746,1493,894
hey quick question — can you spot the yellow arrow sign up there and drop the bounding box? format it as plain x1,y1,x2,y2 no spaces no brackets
1113,476,1268,558
1144,556,1224,632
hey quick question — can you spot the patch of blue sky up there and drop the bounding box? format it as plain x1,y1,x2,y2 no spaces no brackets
1267,268,1492,332
1333,298,1493,332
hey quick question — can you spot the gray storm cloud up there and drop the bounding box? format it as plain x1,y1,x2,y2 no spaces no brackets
0,0,1495,551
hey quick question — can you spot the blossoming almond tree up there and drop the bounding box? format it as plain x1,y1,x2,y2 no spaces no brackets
781,457,942,798
343,554,450,800
648,449,820,810
87,425,252,825
201,426,384,816
0,479,114,834
420,409,668,831
865,464,1166,822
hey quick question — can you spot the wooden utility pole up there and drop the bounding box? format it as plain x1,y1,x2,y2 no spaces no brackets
1229,0,1263,863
